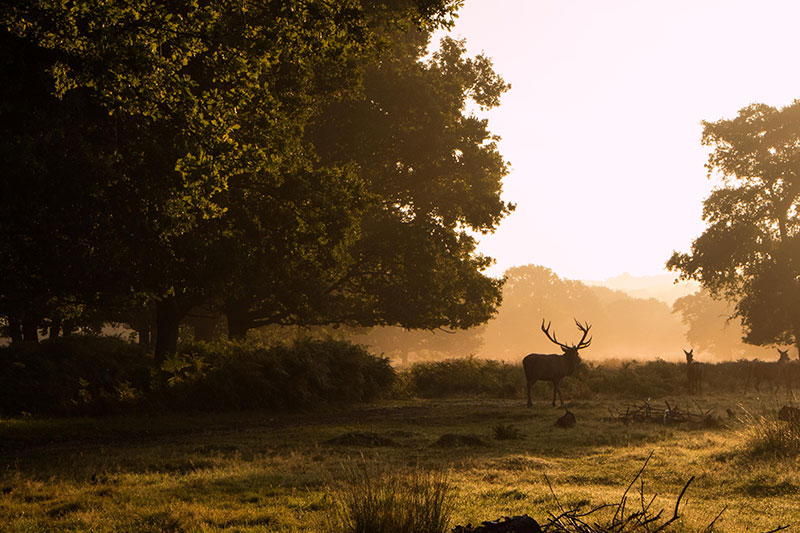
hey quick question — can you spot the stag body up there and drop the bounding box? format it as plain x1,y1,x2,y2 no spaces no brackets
685,349,702,394
524,320,591,407
745,349,791,395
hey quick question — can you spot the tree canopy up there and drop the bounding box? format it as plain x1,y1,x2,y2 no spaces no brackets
0,0,512,360
668,101,800,355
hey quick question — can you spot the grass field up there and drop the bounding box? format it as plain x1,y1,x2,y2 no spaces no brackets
2,383,799,532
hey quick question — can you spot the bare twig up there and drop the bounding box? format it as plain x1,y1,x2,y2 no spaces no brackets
653,475,694,532
612,450,653,525
703,504,727,532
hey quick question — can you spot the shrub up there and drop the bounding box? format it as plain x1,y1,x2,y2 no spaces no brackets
0,335,150,416
167,337,396,411
0,336,395,415
325,464,455,533
405,357,522,398
581,359,685,398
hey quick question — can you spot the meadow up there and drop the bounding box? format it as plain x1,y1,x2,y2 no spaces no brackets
2,355,800,532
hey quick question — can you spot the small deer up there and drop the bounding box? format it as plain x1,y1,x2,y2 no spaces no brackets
523,319,591,407
684,349,702,394
745,348,792,395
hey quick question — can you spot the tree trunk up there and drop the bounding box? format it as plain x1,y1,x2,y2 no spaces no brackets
795,334,800,363
185,308,220,342
7,318,23,343
225,299,253,340
62,320,76,336
21,319,38,343
136,324,152,347
49,318,62,339
154,298,182,365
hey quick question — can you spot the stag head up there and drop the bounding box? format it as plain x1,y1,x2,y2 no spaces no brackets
684,349,694,363
778,348,790,362
541,319,592,360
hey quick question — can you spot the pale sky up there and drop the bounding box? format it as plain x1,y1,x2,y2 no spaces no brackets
440,0,800,281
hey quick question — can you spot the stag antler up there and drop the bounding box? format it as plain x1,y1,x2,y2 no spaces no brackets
541,319,570,350
574,319,592,348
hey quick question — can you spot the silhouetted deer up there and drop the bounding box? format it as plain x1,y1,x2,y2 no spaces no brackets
523,319,591,407
684,349,702,394
745,348,791,395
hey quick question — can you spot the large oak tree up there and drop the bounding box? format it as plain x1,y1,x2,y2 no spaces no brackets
2,1,514,360
668,101,800,355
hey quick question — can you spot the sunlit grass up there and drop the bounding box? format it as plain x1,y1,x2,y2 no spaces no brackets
1,394,798,531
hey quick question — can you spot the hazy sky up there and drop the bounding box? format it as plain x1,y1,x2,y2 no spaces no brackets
439,0,800,280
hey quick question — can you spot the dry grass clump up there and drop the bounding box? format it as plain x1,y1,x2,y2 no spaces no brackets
740,406,800,458
325,463,455,533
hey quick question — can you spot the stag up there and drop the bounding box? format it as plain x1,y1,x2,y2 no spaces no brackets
523,319,591,407
684,349,703,394
745,348,792,395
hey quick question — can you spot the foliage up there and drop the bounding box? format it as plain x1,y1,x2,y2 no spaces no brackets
405,357,521,398
0,336,395,415
668,100,800,355
325,464,455,533
166,338,397,410
0,336,150,416
1,0,501,358
227,28,514,336
492,423,523,440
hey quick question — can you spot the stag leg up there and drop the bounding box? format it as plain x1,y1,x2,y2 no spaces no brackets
552,381,562,407
527,380,534,408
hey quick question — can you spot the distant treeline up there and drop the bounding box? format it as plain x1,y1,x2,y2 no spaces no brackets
340,265,776,363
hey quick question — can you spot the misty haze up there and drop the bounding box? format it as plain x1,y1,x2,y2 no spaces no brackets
3,1,800,531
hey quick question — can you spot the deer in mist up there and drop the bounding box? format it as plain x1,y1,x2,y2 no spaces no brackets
684,349,702,394
745,348,792,396
523,319,591,407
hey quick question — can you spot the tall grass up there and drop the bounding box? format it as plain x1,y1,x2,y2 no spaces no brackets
325,464,455,533
401,356,761,400
740,407,800,458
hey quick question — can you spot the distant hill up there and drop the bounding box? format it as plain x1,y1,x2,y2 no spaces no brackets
583,272,699,306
